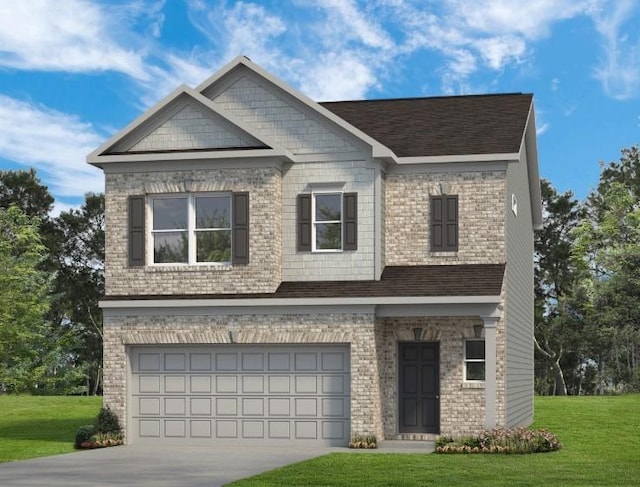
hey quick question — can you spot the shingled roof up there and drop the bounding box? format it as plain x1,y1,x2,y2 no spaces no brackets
102,264,505,301
321,94,532,157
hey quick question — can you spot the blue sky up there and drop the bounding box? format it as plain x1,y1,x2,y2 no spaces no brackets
0,0,639,214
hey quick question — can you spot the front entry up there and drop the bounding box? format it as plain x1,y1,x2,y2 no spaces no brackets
398,342,440,434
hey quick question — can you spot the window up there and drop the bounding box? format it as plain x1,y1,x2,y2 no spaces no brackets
127,192,248,267
297,192,357,252
430,195,458,252
464,339,485,381
313,193,342,251
151,194,231,264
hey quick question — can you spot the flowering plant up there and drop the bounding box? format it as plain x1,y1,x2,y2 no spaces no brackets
435,427,561,454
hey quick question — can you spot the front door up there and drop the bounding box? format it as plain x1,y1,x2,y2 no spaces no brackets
398,342,440,434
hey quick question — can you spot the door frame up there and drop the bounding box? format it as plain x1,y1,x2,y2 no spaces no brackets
397,341,440,434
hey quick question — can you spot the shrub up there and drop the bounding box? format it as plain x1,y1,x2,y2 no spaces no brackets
435,427,561,454
95,406,121,434
74,425,96,449
349,433,377,449
75,405,124,450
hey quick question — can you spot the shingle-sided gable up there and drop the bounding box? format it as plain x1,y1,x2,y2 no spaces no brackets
321,94,532,157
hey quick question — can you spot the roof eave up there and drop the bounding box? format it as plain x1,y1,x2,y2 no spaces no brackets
100,294,502,309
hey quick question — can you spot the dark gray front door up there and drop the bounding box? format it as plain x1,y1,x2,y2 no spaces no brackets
398,342,439,434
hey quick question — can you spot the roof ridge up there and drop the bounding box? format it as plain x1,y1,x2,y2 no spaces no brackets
319,93,531,104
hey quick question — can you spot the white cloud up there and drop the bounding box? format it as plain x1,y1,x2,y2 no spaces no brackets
0,0,153,80
591,0,640,100
446,0,591,39
0,95,104,198
298,52,377,101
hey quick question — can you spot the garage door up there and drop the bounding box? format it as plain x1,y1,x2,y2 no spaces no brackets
129,345,350,445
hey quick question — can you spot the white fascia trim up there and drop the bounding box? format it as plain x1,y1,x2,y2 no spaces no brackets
195,56,397,163
103,304,376,317
100,295,501,309
99,158,286,174
89,148,292,166
397,153,520,165
377,302,500,318
88,84,190,163
521,103,543,231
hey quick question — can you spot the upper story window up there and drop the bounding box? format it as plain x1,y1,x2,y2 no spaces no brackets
152,194,231,264
464,339,485,381
127,192,249,268
313,193,342,251
430,195,458,252
297,192,357,252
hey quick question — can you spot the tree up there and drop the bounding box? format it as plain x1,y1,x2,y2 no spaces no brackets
50,193,105,395
574,146,640,392
0,169,54,219
534,179,585,395
0,206,51,392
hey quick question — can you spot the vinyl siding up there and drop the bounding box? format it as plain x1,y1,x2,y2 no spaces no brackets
504,143,535,427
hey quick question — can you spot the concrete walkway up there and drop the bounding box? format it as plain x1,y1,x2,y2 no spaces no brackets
0,441,434,486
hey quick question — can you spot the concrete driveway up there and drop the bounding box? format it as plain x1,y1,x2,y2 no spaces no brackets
0,443,339,487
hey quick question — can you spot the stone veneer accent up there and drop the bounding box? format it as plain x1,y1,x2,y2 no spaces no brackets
378,315,506,437
104,166,282,296
103,312,383,441
385,170,506,265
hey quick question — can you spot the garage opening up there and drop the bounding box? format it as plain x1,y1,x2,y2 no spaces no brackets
129,344,350,446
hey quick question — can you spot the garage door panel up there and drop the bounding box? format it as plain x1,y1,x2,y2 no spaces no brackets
216,397,238,416
137,375,160,394
190,353,212,371
268,376,290,393
295,376,317,393
190,376,211,393
164,376,186,393
322,375,345,394
216,376,237,393
268,353,290,370
190,397,212,415
165,353,186,371
130,345,350,446
216,420,237,438
215,353,238,371
242,376,264,393
190,420,212,437
139,353,161,371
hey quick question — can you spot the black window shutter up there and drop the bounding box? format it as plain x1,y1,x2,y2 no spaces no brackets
343,192,358,250
232,192,249,265
431,195,458,251
297,194,312,251
128,195,145,267
445,195,458,251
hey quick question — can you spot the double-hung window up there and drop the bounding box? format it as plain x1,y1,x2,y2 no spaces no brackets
313,193,343,251
464,339,486,381
297,191,357,252
151,194,231,264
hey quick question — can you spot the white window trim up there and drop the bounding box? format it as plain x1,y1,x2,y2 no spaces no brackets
311,191,343,252
148,193,232,266
463,339,486,382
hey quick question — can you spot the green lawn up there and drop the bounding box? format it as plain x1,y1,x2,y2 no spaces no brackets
229,395,640,487
0,395,102,463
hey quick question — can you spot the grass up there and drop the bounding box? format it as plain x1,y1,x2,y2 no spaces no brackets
0,395,102,463
228,395,640,487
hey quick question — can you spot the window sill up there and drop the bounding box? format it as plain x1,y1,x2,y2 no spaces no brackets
144,263,233,273
462,381,485,389
429,251,458,257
